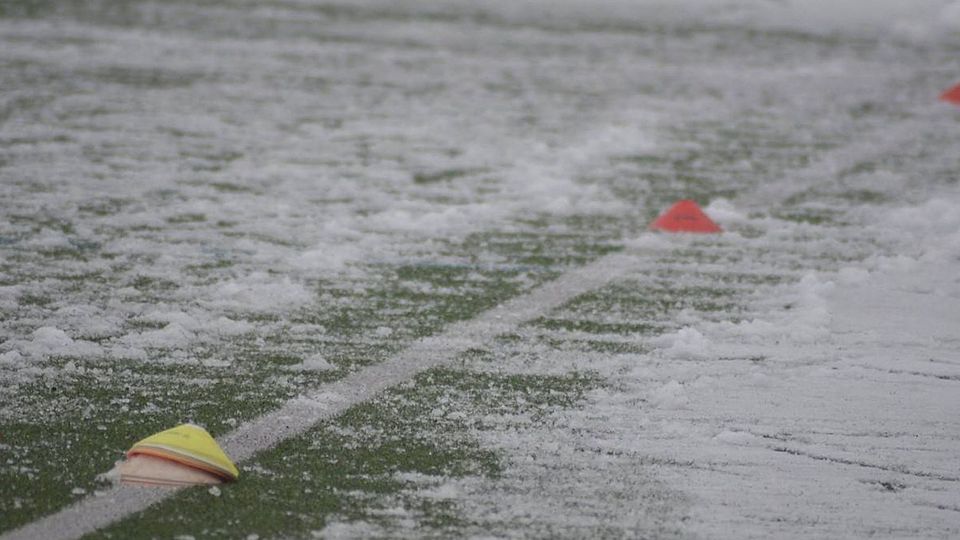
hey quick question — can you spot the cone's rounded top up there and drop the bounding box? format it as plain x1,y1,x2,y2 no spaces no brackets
649,199,722,233
127,423,239,481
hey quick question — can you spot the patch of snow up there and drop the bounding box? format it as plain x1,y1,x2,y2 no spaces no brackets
713,429,759,446
624,232,674,250
315,520,385,539
704,198,747,226
647,380,688,409
200,358,231,368
836,266,870,285
203,273,313,313
95,465,121,486
12,326,103,359
294,0,960,44
651,327,712,360
119,323,195,349
31,326,74,350
422,481,460,500
0,350,24,366
207,317,255,337
940,1,960,32
284,354,335,372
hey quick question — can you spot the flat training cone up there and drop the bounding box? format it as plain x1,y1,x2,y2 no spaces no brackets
117,454,223,487
940,83,960,105
649,199,722,233
124,424,238,484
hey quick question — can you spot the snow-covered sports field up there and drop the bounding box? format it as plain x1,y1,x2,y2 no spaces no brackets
2,1,960,538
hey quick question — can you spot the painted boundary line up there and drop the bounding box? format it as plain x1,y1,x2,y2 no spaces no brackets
2,251,649,540
6,87,937,540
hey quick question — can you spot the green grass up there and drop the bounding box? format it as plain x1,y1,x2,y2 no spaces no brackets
0,219,623,533
0,118,855,536
3,5,957,537
0,132,856,534
412,168,487,185
87,368,601,539
0,358,301,532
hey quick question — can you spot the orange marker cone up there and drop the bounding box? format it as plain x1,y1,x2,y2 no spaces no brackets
941,83,960,105
649,199,722,233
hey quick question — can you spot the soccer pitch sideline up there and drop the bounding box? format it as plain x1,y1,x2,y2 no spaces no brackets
2,1,960,538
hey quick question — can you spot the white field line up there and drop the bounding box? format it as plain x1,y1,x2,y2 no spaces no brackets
2,251,652,540
5,96,935,540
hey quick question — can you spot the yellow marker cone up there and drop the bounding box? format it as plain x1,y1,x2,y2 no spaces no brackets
127,423,239,482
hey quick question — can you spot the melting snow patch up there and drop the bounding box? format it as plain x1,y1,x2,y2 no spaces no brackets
624,232,674,251
704,198,747,226
31,326,74,350
941,1,960,32
713,430,759,446
141,310,201,330
284,354,334,372
836,266,870,285
647,380,688,409
315,520,386,539
96,465,121,486
294,242,367,275
423,481,460,500
888,198,960,240
204,273,312,313
208,317,254,337
106,345,148,361
0,350,24,366
200,358,231,368
711,272,834,345
784,273,834,342
651,327,712,360
120,323,195,349
15,326,103,359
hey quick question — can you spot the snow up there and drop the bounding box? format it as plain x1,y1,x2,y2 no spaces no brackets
119,323,196,350
6,327,105,360
314,521,385,539
459,189,960,536
647,380,690,409
0,351,24,367
2,0,960,537
651,327,713,361
203,275,314,314
657,201,960,536
704,199,749,226
284,354,335,373
252,0,960,44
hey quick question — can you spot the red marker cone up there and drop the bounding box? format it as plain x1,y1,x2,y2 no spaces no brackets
649,199,722,233
940,83,960,105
